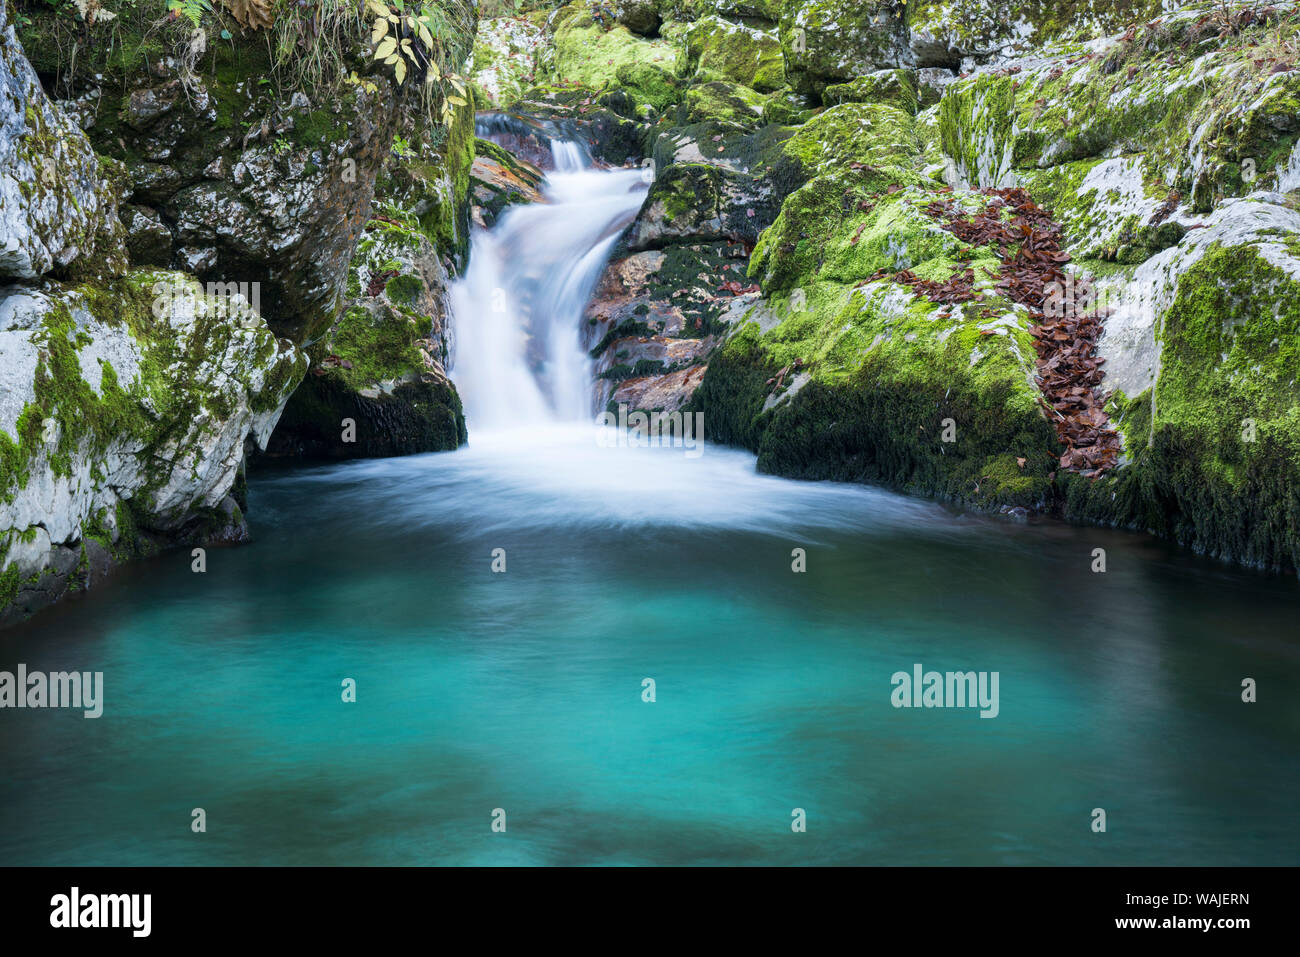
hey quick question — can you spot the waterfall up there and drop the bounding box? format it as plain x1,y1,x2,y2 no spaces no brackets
449,138,648,432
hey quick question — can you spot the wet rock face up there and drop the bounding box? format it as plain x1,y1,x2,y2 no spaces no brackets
0,3,126,280
624,161,781,251
584,235,759,415
469,136,546,228
501,86,654,166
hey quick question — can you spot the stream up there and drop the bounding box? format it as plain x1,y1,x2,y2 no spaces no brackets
0,141,1297,866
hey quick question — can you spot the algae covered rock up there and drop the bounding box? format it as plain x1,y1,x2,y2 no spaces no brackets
0,272,305,624
615,60,684,113
376,99,479,269
780,101,925,178
688,186,1058,509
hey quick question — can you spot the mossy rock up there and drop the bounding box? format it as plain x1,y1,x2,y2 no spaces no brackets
679,15,786,92
615,60,684,112
551,0,679,90
823,69,919,115
265,220,467,461
781,101,925,179
778,0,911,96
682,80,772,130
686,279,1056,510
938,17,1300,208
1,267,305,622
908,0,1173,65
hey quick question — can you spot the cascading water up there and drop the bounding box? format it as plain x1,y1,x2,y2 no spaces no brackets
449,136,648,431
7,133,1298,871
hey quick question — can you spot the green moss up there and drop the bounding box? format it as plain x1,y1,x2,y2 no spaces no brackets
551,1,678,90
823,70,919,115
781,102,924,178
689,280,1056,510
749,175,952,292
288,107,348,147
384,274,424,308
251,347,309,416
412,98,476,264
680,15,785,93
616,61,683,112
323,305,426,392
1156,245,1300,485
1,271,301,514
682,80,770,128
1061,243,1300,568
937,15,1300,208
0,562,21,613
938,71,1018,189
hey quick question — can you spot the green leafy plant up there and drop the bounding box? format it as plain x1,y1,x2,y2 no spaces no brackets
391,135,415,159
366,0,470,125
165,0,213,28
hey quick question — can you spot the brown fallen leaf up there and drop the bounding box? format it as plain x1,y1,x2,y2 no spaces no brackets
221,0,274,30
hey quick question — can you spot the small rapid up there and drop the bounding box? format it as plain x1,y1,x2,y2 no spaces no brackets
448,136,649,430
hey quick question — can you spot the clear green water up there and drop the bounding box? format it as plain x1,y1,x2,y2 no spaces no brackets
2,427,1297,865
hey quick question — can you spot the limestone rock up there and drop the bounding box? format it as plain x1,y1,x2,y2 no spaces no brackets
0,272,305,625
0,2,126,280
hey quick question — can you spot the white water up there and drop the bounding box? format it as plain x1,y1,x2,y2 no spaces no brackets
449,142,649,430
